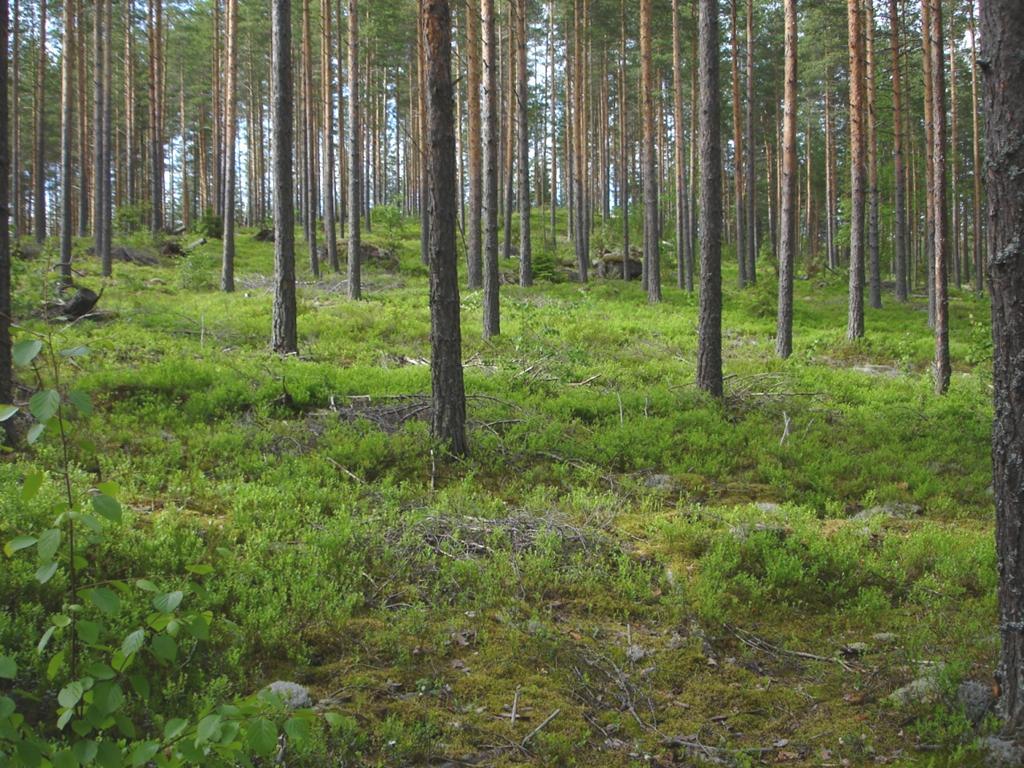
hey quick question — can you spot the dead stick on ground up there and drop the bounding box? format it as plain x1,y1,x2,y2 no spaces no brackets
510,686,520,726
521,708,560,748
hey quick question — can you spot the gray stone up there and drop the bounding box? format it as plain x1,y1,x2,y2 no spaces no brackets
872,632,898,645
958,680,996,725
263,680,313,709
851,502,922,521
888,670,943,707
978,737,1024,768
644,474,675,491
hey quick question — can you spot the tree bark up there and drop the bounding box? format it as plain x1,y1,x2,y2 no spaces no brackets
516,0,530,287
347,0,361,299
968,0,982,296
59,0,74,283
322,0,339,272
696,0,722,397
302,0,319,278
744,0,755,284
865,0,880,308
0,0,10,412
672,0,691,291
984,0,1024,737
776,0,797,359
928,0,949,394
466,0,482,289
271,0,298,353
33,0,46,243
11,0,20,240
729,0,745,288
641,0,659,302
423,0,468,457
846,0,865,340
481,0,499,336
619,0,629,279
889,0,908,301
221,0,238,291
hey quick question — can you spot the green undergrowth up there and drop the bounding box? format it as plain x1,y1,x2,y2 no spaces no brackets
1,213,999,766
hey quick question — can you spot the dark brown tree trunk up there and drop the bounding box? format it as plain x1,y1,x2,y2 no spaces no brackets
729,0,745,288
776,0,797,359
672,0,691,291
95,0,112,274
59,0,74,283
619,0,629,278
846,0,865,340
302,0,319,277
501,8,514,266
865,0,880,308
983,0,1024,736
929,0,949,394
572,0,588,282
968,0,983,296
696,0,722,397
423,0,467,456
515,0,530,287
271,0,298,353
641,0,659,301
221,0,237,291
0,0,9,414
147,0,163,233
744,0,755,283
347,0,361,299
466,0,482,289
33,0,46,243
481,0,499,336
922,0,935,327
322,0,339,272
75,0,87,236
11,0,20,240
890,0,908,301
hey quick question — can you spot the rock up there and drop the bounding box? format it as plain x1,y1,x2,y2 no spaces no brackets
595,251,642,280
851,502,922,521
159,240,185,257
253,228,275,242
263,680,313,710
888,669,943,707
840,642,869,657
112,246,160,266
872,632,898,645
978,736,1024,768
644,474,675,491
958,680,996,725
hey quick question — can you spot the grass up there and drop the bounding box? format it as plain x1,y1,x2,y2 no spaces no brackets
0,209,1000,766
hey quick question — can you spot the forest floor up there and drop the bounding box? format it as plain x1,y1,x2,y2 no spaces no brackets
1,212,1001,767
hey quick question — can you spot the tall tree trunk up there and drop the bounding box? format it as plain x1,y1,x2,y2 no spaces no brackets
0,0,10,413
729,0,745,288
95,0,111,274
922,0,935,327
271,0,298,353
221,0,237,291
571,0,588,282
501,9,514,265
466,0,482,288
824,84,836,269
889,0,908,301
147,0,163,233
776,0,797,359
302,0,319,277
619,0,629,278
929,0,949,394
744,0,755,283
179,68,189,230
846,0,865,340
672,0,691,291
515,0,530,286
33,0,46,243
481,0,499,336
11,0,20,240
696,0,722,397
865,0,881,308
347,0,361,299
423,0,467,456
75,0,87,236
101,0,111,257
984,0,1024,736
322,0,339,272
968,0,982,296
59,0,74,283
949,12,960,289
641,0,659,301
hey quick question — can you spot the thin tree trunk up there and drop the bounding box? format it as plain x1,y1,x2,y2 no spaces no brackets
890,0,908,301
423,0,467,456
11,0,20,240
481,0,500,336
302,0,319,277
501,8,514,265
33,0,47,243
696,0,722,397
619,0,629,278
865,0,881,308
347,0,361,299
776,0,797,359
0,0,10,412
949,12,960,289
572,0,588,282
846,0,865,340
516,0,530,286
95,0,110,273
147,0,163,233
271,0,298,353
922,0,935,327
672,0,691,291
968,0,982,296
730,0,745,287
641,0,659,301
322,0,339,272
929,0,949,394
75,0,87,235
59,0,74,283
466,0,482,288
221,0,237,291
744,0,755,283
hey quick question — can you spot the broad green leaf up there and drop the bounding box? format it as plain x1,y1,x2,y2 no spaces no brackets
121,629,145,656
68,390,93,416
37,625,56,653
0,405,17,422
52,749,78,768
114,713,136,739
47,649,66,679
129,674,150,701
36,561,59,584
164,717,188,741
284,716,311,745
247,717,278,756
78,621,102,645
0,695,14,719
97,481,120,497
93,682,124,716
135,579,158,592
323,711,347,729
26,422,45,444
37,528,61,562
151,634,177,662
195,714,222,744
0,655,16,679
95,742,122,768
51,613,72,628
13,339,43,367
4,535,37,557
185,563,214,575
29,389,60,423
84,661,114,680
129,741,159,767
185,613,211,640
72,739,99,764
88,588,120,617
21,470,44,501
153,591,184,614
91,495,121,523
78,514,103,533
58,680,85,709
